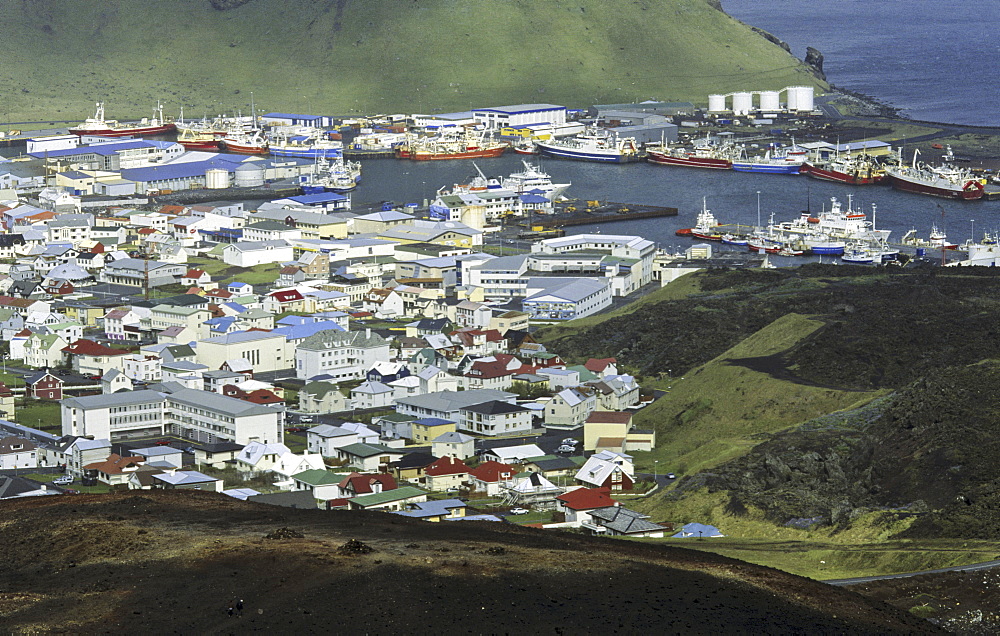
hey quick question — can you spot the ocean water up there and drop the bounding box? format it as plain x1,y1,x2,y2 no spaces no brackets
722,1,1000,127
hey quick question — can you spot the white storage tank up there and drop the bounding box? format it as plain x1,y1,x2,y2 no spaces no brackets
791,86,815,111
785,86,798,111
234,161,265,187
205,168,230,189
759,90,781,112
732,92,753,115
708,94,727,113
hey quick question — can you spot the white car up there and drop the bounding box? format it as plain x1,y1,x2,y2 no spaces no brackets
52,475,73,486
509,507,530,515
561,438,578,445
556,445,576,453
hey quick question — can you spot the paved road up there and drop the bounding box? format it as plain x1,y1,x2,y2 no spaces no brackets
825,559,1000,587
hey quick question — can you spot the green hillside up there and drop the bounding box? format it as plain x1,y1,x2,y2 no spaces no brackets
0,0,825,122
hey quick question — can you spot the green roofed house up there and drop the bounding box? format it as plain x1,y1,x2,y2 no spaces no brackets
347,485,428,511
335,442,406,472
292,469,349,501
299,380,350,414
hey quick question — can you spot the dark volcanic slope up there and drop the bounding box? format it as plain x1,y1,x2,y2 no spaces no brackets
0,492,936,634
539,266,1000,391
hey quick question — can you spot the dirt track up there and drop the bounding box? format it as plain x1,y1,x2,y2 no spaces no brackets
0,491,939,634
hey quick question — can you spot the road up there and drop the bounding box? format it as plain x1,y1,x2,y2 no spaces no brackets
824,559,1000,587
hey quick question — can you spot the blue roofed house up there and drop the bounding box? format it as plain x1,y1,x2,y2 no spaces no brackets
672,522,725,539
392,498,467,522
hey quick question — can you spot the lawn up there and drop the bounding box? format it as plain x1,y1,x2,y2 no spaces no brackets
23,472,112,495
14,401,63,433
186,257,281,288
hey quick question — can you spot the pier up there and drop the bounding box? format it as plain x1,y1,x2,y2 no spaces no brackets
526,200,678,229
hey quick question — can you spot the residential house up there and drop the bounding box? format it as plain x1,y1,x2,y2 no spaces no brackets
65,437,112,477
0,436,38,469
546,387,597,428
583,411,634,452
431,431,474,460
305,422,379,456
292,469,347,501
501,471,564,509
394,389,518,423
393,498,467,522
152,470,224,492
103,308,143,341
335,442,406,472
467,460,516,496
459,400,533,437
101,369,133,394
25,370,64,400
337,471,398,499
63,339,131,376
586,506,666,537
23,333,68,369
84,453,145,486
347,485,428,512
481,444,546,466
197,331,289,373
410,418,456,445
191,441,244,470
555,487,619,528
235,441,292,473
299,380,351,414
575,450,635,492
421,456,471,491
350,381,395,409
584,358,619,377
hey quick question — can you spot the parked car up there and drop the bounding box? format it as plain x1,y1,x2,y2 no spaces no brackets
561,438,578,446
509,507,530,515
52,475,73,485
299,416,315,423
286,427,306,433
154,440,173,446
556,445,575,453
666,473,676,480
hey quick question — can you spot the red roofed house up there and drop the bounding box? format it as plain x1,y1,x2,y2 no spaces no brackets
205,288,233,301
450,328,507,357
584,358,618,377
556,487,619,527
63,339,132,377
84,453,145,486
221,385,285,405
464,356,519,391
338,471,398,498
182,269,212,286
467,460,516,496
422,456,470,492
263,289,306,313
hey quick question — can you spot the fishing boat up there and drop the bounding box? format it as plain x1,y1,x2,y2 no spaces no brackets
219,129,269,155
70,102,176,137
747,232,783,254
306,155,362,192
929,225,959,249
646,139,737,169
501,160,571,201
803,196,890,243
676,198,724,241
396,130,508,161
800,153,887,185
176,127,220,151
269,130,344,159
884,147,986,200
534,127,640,163
731,145,806,174
721,233,749,246
513,140,539,155
841,243,876,264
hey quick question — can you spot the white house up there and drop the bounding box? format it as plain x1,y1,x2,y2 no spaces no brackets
294,329,391,381
222,240,295,267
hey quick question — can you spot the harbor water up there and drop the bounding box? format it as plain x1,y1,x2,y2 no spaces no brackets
353,154,1000,254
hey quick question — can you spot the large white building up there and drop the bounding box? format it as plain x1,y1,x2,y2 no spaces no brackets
295,329,390,381
472,104,567,131
531,234,656,287
61,387,284,445
196,331,291,373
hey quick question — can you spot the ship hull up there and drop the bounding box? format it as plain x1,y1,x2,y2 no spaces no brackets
732,162,802,174
69,123,176,137
398,146,508,161
801,162,884,185
886,173,985,200
177,139,220,151
535,145,638,163
647,150,731,169
219,141,269,155
269,147,343,159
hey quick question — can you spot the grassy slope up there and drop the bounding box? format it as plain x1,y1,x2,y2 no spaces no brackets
631,313,881,475
633,490,999,580
0,0,826,122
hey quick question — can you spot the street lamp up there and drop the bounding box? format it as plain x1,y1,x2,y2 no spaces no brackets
654,460,659,481
756,190,761,229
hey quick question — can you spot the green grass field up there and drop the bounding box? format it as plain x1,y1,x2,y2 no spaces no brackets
0,0,826,123
628,313,883,476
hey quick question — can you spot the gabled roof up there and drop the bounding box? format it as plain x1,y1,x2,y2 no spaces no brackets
424,456,470,477
84,453,144,474
590,506,664,535
557,487,616,511
62,339,130,357
468,460,516,483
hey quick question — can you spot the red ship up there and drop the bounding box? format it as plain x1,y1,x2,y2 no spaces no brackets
800,154,886,185
70,102,176,137
647,143,736,169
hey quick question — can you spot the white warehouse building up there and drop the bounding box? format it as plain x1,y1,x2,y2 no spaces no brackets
473,104,567,131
